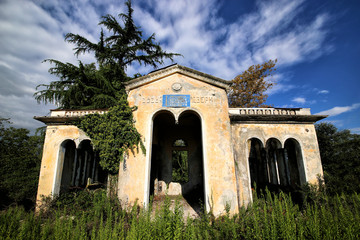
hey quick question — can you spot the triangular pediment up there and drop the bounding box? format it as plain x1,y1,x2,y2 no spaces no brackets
125,64,230,91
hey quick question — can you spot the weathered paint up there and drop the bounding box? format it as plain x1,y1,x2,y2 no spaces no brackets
120,71,238,215
34,64,325,216
231,123,323,206
36,125,89,206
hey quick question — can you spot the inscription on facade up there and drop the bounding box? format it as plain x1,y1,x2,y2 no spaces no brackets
141,96,162,104
191,96,214,104
163,95,190,107
141,95,217,105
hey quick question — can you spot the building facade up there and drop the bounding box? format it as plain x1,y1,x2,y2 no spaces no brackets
35,64,326,216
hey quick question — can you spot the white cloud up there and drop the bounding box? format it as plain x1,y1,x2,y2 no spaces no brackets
134,0,332,79
350,128,360,134
0,0,334,130
0,0,95,131
265,73,296,95
316,103,360,116
318,90,329,94
292,97,306,104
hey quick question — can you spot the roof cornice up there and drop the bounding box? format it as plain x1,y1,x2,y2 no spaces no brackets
229,114,327,124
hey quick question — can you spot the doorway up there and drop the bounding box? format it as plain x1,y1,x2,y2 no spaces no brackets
150,110,204,212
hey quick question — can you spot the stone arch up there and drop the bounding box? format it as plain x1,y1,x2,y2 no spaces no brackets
53,138,106,196
247,138,267,189
178,108,204,121
151,109,176,121
148,109,205,213
53,139,76,196
177,110,205,209
74,140,94,188
149,110,176,192
284,138,306,188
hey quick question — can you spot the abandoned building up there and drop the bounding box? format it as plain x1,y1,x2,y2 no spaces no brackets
35,64,326,216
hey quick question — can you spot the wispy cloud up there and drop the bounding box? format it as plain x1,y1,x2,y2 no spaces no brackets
292,97,306,104
318,90,329,94
350,128,360,134
316,103,360,116
265,73,296,95
135,0,332,79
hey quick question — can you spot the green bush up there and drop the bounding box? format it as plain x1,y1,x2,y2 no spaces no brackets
0,120,44,210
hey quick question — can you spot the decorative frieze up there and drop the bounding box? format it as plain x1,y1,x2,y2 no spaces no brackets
229,108,312,116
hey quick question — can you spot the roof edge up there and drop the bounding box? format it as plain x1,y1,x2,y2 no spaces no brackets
125,64,231,91
229,114,327,124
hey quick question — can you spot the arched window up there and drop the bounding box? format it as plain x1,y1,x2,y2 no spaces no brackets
59,140,76,194
172,139,188,183
284,139,306,188
248,138,267,188
57,139,106,195
74,140,94,188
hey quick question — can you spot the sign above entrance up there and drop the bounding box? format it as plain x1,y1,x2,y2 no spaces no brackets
162,95,190,108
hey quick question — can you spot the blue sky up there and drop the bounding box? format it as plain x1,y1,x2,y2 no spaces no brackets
0,0,359,133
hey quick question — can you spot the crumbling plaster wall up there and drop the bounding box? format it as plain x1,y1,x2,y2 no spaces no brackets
120,72,239,215
36,125,89,204
231,123,323,207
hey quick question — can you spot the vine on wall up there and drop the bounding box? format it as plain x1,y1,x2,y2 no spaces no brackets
76,96,145,173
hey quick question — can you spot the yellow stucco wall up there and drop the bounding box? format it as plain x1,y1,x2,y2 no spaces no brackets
231,123,324,206
120,72,239,215
35,67,324,216
36,125,89,205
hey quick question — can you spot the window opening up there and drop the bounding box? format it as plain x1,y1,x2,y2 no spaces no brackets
172,150,189,183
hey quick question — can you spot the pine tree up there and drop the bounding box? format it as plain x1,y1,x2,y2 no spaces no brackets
34,0,180,109
34,0,180,172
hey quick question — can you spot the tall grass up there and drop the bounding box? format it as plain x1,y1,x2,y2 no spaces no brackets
1,189,360,239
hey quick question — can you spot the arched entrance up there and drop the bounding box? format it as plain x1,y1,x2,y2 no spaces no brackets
284,138,306,188
248,138,266,189
54,139,107,195
149,110,204,211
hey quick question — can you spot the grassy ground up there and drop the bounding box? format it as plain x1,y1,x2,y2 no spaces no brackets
1,189,360,239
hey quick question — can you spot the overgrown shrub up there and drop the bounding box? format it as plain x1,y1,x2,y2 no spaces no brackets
1,189,360,239
0,120,44,210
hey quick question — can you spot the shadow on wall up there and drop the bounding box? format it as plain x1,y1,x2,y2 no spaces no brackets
58,139,107,194
248,137,306,201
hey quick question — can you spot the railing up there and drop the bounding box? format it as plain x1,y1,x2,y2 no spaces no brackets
50,109,107,117
229,108,311,116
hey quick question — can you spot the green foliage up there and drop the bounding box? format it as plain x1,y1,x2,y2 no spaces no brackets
315,122,360,194
0,119,44,209
172,150,189,183
35,60,119,110
2,189,360,239
75,98,145,173
34,0,180,172
34,0,180,110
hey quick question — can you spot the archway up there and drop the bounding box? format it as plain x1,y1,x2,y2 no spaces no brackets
59,140,76,194
150,110,204,211
56,139,107,195
284,138,306,188
248,138,267,189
